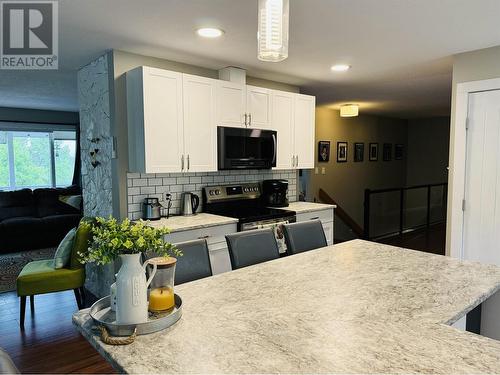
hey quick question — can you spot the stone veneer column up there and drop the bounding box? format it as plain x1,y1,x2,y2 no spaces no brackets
77,52,116,297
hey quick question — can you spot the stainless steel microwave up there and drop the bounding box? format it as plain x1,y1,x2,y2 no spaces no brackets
217,127,277,170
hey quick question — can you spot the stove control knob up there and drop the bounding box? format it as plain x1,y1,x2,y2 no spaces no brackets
215,190,221,195
209,190,214,196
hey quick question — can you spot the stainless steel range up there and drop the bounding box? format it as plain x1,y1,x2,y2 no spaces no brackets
202,182,296,254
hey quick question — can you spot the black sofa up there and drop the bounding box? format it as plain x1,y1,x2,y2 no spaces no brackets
0,186,82,254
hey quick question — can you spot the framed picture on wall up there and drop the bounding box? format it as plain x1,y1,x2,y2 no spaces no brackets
395,144,404,160
354,143,364,162
369,143,378,161
337,142,348,162
383,143,392,161
318,141,330,162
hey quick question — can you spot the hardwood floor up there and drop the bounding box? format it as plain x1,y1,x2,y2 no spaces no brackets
0,290,114,374
377,223,446,256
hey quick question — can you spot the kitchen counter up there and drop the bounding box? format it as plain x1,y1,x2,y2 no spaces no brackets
73,240,500,374
144,213,237,233
281,201,336,213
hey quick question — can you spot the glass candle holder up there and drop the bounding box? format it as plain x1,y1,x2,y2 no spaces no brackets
147,257,177,313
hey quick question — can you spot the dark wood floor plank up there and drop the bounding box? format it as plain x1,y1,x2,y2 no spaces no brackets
0,290,114,374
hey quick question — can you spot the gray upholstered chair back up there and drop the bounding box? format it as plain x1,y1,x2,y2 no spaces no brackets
0,347,19,374
282,220,327,255
225,228,280,269
174,239,212,285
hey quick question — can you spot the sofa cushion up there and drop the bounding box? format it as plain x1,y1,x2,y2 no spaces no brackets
33,187,81,217
16,259,85,296
53,227,77,269
0,189,35,222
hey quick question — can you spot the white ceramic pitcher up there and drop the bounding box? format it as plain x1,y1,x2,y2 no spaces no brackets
116,253,157,324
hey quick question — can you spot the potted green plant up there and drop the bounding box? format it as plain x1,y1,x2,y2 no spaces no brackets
79,217,181,324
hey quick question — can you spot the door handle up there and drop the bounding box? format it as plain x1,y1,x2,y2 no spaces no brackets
181,155,184,171
187,154,190,170
244,113,248,127
248,113,252,126
296,155,299,167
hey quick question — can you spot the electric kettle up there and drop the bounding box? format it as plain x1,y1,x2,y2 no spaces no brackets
181,192,200,216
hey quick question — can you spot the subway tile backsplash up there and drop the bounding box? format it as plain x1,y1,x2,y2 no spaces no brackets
127,169,298,220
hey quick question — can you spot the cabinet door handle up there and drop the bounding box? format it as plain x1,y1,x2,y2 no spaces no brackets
187,154,190,170
296,155,299,167
292,155,295,167
248,113,252,126
198,235,210,239
244,113,248,126
181,155,184,171
310,217,319,220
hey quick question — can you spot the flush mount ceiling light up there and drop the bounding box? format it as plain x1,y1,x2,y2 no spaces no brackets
196,27,224,38
331,64,351,72
257,0,289,62
340,104,359,117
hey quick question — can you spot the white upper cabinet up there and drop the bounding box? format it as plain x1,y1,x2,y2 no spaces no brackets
182,74,217,172
216,80,246,127
127,66,316,173
271,91,315,170
246,86,272,129
272,90,295,169
127,67,184,173
294,94,316,169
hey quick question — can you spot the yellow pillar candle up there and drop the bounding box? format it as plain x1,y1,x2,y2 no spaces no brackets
149,287,175,312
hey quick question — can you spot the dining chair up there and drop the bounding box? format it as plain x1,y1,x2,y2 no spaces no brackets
282,220,327,255
225,228,280,269
173,239,212,284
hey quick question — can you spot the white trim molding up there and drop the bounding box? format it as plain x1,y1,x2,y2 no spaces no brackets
447,77,500,259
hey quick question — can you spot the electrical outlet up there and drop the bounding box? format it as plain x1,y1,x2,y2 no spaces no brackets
321,167,326,175
315,167,319,174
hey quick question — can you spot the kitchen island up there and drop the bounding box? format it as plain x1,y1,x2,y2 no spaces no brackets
73,240,500,374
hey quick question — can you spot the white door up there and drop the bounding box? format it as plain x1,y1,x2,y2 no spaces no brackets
294,94,315,169
143,68,184,173
182,74,217,172
216,81,246,128
463,89,500,340
463,89,500,264
246,86,272,129
272,90,294,169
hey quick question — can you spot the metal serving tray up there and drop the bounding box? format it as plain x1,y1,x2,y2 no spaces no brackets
89,294,182,336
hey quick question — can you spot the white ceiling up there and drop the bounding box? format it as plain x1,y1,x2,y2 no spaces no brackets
2,0,500,117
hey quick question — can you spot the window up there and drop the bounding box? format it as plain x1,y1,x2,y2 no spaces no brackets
0,129,77,190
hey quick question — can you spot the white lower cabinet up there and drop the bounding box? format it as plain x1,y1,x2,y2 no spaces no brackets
296,208,334,245
165,223,236,276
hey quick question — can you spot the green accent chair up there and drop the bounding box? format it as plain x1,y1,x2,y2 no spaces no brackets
16,218,93,328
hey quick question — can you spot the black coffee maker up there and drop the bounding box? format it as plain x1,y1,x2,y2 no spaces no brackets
262,179,289,207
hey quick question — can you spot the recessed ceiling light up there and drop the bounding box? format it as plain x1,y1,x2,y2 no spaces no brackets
331,64,351,72
196,27,224,38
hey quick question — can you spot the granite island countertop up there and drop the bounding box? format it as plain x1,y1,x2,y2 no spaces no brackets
143,213,238,233
73,240,500,374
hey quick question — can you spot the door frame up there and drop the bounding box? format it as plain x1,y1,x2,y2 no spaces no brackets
448,77,500,259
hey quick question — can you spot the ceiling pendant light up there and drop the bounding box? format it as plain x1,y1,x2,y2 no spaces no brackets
340,104,359,117
257,0,289,62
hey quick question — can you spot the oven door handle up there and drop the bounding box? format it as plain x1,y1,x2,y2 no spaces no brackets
272,133,277,165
